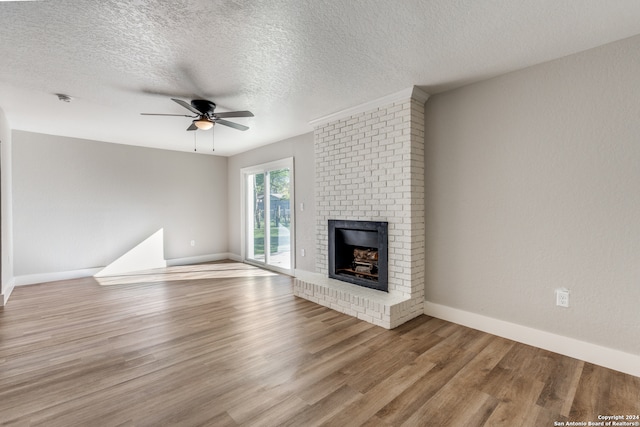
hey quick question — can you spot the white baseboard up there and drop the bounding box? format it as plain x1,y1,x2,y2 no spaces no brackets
166,252,238,266
424,301,640,378
14,268,103,287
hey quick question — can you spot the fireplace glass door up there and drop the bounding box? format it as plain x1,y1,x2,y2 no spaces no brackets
243,158,294,274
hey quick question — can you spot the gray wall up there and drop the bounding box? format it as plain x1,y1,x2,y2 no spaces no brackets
0,107,13,300
227,132,315,272
12,131,228,276
424,34,640,355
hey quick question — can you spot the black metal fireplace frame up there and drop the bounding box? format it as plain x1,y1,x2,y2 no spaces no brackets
328,220,388,292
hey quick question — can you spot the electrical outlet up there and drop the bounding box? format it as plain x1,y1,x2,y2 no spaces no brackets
556,288,569,307
301,248,306,257
190,240,195,247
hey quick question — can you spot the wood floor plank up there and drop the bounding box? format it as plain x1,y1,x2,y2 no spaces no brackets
402,388,498,427
569,362,612,420
278,384,360,427
374,343,480,425
321,355,437,426
536,350,585,414
0,261,638,426
293,369,348,405
482,377,546,426
609,369,640,413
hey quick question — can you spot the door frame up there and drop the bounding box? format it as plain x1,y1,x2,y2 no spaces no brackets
240,157,295,275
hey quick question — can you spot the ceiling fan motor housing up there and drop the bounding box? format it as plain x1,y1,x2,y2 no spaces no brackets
191,100,216,114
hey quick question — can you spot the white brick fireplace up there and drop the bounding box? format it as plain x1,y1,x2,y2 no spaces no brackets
294,87,429,329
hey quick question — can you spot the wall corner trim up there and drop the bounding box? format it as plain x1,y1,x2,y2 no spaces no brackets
309,86,430,128
1,279,16,306
424,301,640,378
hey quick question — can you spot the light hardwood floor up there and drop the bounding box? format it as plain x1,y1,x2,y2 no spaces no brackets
1,262,638,426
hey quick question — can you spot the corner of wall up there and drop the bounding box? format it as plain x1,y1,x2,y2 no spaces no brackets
0,106,14,303
0,279,15,306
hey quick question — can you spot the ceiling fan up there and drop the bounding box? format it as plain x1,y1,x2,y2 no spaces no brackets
141,98,253,131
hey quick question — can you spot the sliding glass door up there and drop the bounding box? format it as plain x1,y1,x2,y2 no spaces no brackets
243,158,294,274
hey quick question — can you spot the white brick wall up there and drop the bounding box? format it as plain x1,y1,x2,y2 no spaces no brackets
294,92,426,329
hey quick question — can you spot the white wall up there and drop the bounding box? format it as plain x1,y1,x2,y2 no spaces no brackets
227,132,315,272
424,34,640,355
12,131,228,279
0,107,14,303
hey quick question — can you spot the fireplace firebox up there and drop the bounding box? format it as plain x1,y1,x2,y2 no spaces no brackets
328,220,388,292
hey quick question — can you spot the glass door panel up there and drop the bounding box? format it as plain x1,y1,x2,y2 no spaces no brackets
246,172,265,263
268,168,291,270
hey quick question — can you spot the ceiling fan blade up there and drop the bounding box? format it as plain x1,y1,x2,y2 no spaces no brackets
141,113,194,117
171,98,201,115
216,119,249,131
187,122,198,131
213,111,254,118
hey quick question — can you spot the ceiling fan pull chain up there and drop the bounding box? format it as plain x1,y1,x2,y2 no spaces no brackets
212,128,215,152
194,131,197,152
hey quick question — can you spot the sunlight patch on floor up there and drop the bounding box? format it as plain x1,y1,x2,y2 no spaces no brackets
95,262,277,286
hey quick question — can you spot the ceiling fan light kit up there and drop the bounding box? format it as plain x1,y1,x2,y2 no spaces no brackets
141,98,253,134
194,117,214,130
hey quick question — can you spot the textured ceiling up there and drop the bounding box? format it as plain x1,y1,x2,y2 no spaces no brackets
2,1,640,156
